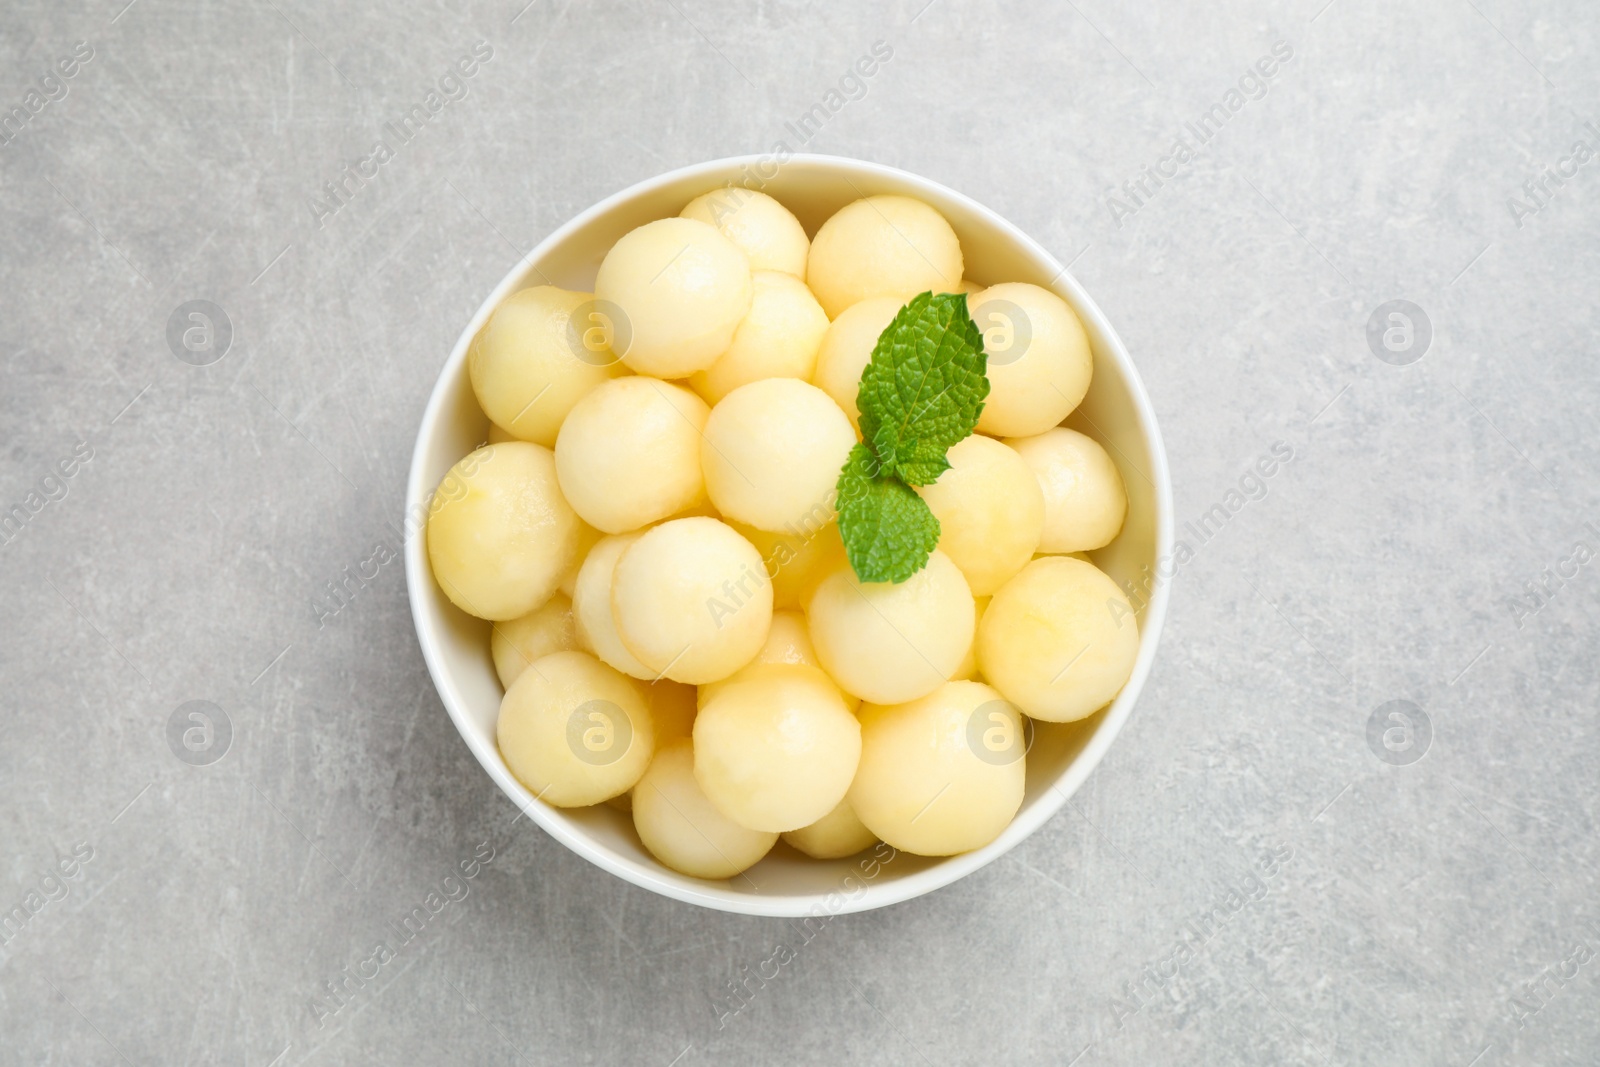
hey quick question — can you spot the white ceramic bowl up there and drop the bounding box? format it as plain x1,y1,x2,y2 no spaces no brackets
405,154,1172,916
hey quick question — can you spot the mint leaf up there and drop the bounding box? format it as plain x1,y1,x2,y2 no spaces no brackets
856,291,989,487
835,443,942,584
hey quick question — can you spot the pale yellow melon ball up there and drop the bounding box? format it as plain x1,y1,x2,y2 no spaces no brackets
971,282,1093,438
427,443,581,621
634,739,776,879
694,664,861,832
810,296,903,433
611,517,772,684
781,798,879,859
491,592,580,689
729,520,845,611
497,650,654,807
752,609,819,667
916,434,1045,596
644,679,698,746
701,378,855,533
978,556,1139,722
571,532,654,680
468,286,627,447
807,196,963,318
1007,428,1128,553
848,680,1025,855
807,549,975,704
951,596,990,681
696,610,857,711
689,271,830,405
680,188,809,276
558,521,603,599
554,377,709,534
594,217,751,378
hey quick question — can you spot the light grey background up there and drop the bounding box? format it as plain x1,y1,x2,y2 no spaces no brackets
2,0,1597,1063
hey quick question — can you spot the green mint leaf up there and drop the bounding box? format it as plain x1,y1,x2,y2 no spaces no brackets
855,291,989,487
835,443,942,584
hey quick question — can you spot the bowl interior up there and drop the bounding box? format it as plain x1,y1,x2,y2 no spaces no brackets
405,155,1171,915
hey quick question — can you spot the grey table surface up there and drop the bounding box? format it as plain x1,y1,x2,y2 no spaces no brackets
3,0,1599,1064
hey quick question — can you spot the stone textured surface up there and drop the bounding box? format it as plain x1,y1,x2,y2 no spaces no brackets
3,1,1599,1064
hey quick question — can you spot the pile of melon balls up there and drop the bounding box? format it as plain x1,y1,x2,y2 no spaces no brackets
426,186,1140,881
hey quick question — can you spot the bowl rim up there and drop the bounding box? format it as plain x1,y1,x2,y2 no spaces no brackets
405,153,1173,916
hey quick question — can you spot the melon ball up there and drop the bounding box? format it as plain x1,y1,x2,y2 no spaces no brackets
611,517,772,684
594,217,751,378
644,679,698,746
492,592,580,689
781,798,878,859
571,532,654,679
808,549,975,704
1007,428,1128,553
554,377,710,534
978,556,1139,722
849,680,1025,855
634,739,776,879
497,650,654,807
427,443,581,620
701,378,855,533
731,519,846,610
689,271,830,405
468,286,626,447
807,196,963,318
697,609,857,711
694,664,861,832
971,282,1093,438
951,596,990,681
558,521,603,599
916,434,1044,596
752,609,820,667
810,296,902,433
680,188,808,276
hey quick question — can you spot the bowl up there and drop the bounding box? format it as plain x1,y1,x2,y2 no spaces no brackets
405,154,1172,916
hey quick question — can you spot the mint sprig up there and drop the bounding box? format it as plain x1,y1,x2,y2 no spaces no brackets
835,292,989,584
